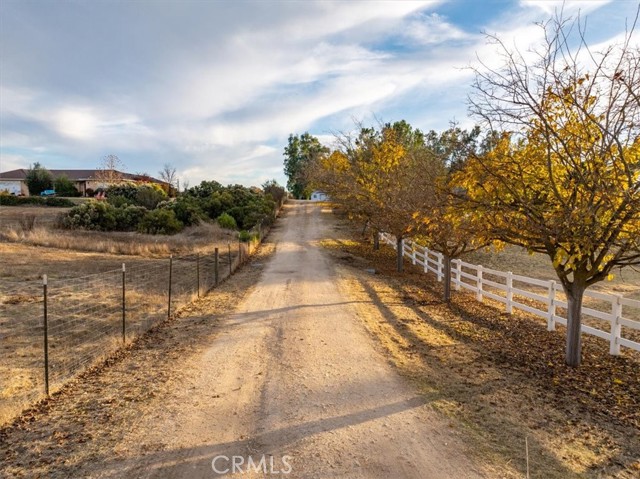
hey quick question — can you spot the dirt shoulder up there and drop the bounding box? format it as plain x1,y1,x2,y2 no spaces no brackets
321,211,640,478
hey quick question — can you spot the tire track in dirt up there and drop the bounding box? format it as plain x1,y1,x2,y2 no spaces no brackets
112,202,484,478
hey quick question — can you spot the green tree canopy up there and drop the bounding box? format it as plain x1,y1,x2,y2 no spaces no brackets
283,132,328,198
25,163,53,195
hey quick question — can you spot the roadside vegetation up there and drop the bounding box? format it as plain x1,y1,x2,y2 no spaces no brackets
323,210,640,478
288,13,640,368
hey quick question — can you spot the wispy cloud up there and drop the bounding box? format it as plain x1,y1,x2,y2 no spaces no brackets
0,0,634,187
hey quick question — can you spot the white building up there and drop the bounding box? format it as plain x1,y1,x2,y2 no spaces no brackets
310,191,329,201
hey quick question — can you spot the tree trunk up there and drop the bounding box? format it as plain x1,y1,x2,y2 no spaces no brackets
565,283,586,367
373,231,380,251
443,255,452,303
361,221,369,236
396,237,404,273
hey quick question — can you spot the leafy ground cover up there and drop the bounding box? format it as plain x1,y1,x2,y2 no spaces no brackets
323,212,640,478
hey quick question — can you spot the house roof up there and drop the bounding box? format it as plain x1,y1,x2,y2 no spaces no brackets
0,169,167,184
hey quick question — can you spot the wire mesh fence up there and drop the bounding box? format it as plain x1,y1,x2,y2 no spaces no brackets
0,238,259,426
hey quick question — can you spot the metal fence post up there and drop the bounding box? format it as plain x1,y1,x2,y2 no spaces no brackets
214,247,219,286
122,263,126,344
168,255,173,320
43,274,49,396
196,253,200,298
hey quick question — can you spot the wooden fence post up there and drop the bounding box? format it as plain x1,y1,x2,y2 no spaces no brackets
196,253,200,298
610,295,622,356
476,265,483,302
436,252,443,282
454,260,461,291
168,255,173,320
43,274,49,396
122,263,126,344
214,247,219,286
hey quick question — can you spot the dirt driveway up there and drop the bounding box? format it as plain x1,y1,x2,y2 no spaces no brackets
1,202,484,478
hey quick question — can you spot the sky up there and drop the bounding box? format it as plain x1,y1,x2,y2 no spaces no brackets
1,0,638,189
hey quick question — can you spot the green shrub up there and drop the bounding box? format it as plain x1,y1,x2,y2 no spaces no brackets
61,201,117,231
135,185,167,209
105,184,139,202
0,196,74,207
107,195,131,208
138,209,183,235
0,195,22,206
216,212,237,230
115,205,148,231
171,196,203,227
238,230,259,242
53,176,80,197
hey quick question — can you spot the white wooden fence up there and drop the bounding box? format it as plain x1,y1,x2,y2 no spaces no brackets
379,233,640,355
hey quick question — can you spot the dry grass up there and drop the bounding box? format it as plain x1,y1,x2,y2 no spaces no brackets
321,212,640,478
0,205,71,229
0,222,238,257
0,222,244,426
0,238,275,478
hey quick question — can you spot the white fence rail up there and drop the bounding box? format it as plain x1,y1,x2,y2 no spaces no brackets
380,233,640,355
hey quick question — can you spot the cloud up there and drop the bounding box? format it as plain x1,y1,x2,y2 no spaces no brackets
519,0,612,16
0,0,636,188
402,12,472,45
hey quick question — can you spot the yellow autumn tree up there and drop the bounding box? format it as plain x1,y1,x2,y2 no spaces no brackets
462,13,640,366
314,121,444,271
416,126,489,302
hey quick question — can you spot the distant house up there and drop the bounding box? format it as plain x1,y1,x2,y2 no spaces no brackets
0,169,169,196
310,190,329,201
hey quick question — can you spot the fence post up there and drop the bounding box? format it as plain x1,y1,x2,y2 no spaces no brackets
547,280,557,331
168,255,173,320
411,244,416,265
43,274,49,396
454,260,461,291
436,252,443,282
476,265,483,302
228,243,232,276
610,295,622,356
196,253,200,298
506,271,513,314
214,247,219,286
122,263,126,344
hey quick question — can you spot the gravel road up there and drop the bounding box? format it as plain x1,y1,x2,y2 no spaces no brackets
115,201,483,478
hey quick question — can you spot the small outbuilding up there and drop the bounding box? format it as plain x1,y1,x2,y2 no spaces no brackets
310,190,329,201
